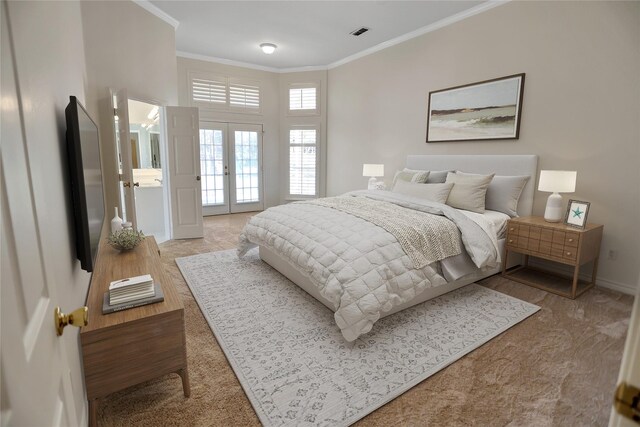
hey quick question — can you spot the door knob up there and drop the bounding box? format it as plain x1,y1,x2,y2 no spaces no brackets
133,182,140,187
54,306,88,336
196,175,201,181
122,182,131,188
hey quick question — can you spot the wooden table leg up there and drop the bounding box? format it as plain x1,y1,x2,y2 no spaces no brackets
88,398,99,427
571,264,580,299
502,248,509,275
178,368,191,397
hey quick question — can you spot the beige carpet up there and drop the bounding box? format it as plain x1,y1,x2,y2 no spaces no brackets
98,213,634,426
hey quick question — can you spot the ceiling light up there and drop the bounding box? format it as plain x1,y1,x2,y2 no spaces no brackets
260,43,277,55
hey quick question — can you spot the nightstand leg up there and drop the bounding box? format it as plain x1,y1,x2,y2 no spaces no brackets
591,257,600,286
571,264,580,299
502,249,509,274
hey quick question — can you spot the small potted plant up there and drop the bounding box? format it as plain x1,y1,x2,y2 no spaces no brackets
108,229,145,251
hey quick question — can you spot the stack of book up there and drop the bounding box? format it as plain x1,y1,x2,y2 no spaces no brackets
102,274,164,314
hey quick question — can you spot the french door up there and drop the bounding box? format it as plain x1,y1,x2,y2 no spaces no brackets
200,122,263,215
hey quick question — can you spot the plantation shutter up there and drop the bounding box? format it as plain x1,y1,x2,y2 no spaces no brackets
191,76,227,105
229,79,260,110
289,128,317,197
289,87,317,111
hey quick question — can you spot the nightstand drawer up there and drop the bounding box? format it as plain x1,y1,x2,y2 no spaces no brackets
551,243,564,258
540,228,553,242
517,236,529,249
518,225,530,238
529,226,541,241
564,232,579,248
552,230,566,245
563,248,577,261
507,224,518,236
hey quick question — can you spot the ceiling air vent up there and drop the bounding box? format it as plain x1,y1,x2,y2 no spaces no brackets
350,27,370,36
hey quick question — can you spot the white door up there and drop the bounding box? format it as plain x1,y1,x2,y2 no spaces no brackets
199,122,264,216
609,278,640,427
166,106,204,239
113,88,137,228
1,2,82,425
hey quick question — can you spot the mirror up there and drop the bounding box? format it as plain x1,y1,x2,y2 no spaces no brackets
127,99,161,170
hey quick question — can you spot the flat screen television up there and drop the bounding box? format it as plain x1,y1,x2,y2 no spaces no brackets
66,96,105,272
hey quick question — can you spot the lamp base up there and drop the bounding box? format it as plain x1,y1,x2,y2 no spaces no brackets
367,177,378,190
544,192,564,222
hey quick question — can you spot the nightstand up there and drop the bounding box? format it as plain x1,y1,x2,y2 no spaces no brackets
502,216,603,299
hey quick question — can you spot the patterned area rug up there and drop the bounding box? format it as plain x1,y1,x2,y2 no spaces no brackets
176,249,539,427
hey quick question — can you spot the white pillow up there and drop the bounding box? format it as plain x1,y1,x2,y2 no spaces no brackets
445,172,494,213
392,181,453,204
392,168,430,186
456,171,530,217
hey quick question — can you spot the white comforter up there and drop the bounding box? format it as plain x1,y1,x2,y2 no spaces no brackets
238,191,500,341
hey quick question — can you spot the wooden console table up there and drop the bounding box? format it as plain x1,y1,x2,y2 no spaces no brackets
81,236,189,426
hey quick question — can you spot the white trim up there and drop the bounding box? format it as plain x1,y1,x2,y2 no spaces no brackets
132,0,179,29
328,0,508,69
178,51,328,74
528,259,637,296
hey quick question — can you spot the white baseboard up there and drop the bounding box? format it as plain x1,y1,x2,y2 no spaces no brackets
528,259,637,296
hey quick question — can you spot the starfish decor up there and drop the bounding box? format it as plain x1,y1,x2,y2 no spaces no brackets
572,206,584,219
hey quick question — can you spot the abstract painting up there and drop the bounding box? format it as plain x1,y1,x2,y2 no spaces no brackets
426,73,525,142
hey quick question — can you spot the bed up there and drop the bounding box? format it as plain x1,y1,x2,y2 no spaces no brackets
239,154,538,341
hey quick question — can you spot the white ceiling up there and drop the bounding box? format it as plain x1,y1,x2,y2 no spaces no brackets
148,1,487,70
128,99,159,126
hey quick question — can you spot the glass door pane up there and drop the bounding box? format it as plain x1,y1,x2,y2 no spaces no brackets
229,124,263,213
200,123,229,216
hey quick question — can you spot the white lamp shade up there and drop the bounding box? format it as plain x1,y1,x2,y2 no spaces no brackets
363,164,384,177
538,170,577,193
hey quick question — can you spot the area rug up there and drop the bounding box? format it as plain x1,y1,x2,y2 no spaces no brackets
176,249,539,427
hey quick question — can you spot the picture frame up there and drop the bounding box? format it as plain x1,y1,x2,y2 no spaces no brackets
426,73,525,143
564,199,590,229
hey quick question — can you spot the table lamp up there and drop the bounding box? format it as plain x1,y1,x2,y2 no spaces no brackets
363,164,384,190
538,170,577,222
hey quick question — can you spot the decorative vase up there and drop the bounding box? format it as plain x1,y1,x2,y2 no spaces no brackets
111,207,123,233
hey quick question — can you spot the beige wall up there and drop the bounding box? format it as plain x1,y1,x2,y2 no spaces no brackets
327,1,640,290
81,1,178,216
177,57,283,208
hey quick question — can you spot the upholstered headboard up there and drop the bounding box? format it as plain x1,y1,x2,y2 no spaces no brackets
406,154,538,217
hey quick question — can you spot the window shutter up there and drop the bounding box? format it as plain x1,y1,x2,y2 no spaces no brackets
229,81,260,110
289,129,317,197
192,77,227,105
289,87,317,111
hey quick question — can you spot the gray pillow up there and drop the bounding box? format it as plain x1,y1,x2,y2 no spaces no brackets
456,171,530,217
426,170,453,183
392,168,430,186
445,172,494,213
392,181,454,204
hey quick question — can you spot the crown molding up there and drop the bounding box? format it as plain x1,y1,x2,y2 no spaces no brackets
327,0,509,69
177,51,328,74
132,0,179,29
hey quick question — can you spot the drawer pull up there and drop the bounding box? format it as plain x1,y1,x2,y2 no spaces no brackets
509,239,514,243
566,252,572,256
568,238,574,243
509,227,515,231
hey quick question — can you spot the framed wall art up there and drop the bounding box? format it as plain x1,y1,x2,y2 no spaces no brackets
426,73,525,143
564,199,590,229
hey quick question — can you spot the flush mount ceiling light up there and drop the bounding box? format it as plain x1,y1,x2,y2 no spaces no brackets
260,43,277,54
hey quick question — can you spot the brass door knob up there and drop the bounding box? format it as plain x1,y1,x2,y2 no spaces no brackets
122,182,131,188
133,182,140,187
54,306,88,336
